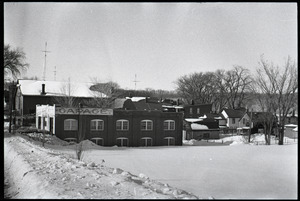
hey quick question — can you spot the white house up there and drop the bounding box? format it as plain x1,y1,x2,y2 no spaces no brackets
221,108,252,134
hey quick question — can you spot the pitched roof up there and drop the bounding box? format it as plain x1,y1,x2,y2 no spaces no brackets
17,79,107,98
222,108,246,118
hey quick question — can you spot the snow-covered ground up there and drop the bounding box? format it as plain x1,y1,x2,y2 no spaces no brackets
4,123,298,199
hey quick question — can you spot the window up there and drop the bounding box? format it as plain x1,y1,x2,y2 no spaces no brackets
164,137,175,146
189,108,193,114
64,119,77,131
91,119,104,131
203,133,210,139
116,137,128,147
116,119,129,131
141,120,153,131
140,137,152,146
242,118,246,124
90,137,104,146
232,118,236,124
164,120,175,130
197,108,200,114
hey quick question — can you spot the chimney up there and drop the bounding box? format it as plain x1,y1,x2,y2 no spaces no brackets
191,99,195,105
41,84,46,95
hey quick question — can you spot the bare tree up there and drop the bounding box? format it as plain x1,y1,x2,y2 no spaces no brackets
213,69,229,112
84,78,121,108
176,71,218,105
52,78,77,107
223,66,252,109
175,67,252,112
254,55,298,145
4,44,29,81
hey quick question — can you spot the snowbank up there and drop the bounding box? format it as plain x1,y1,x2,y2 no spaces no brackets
4,132,199,199
183,133,298,146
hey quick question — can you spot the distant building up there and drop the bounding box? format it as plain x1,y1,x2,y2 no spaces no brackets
251,112,277,134
184,118,220,140
183,103,212,118
14,79,107,126
221,108,252,134
284,124,298,139
183,103,220,140
36,99,184,147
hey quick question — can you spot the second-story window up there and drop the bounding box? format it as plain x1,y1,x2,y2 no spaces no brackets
197,108,200,114
189,108,193,114
91,119,104,131
141,120,153,131
232,118,236,124
116,119,129,131
164,120,175,130
64,119,78,131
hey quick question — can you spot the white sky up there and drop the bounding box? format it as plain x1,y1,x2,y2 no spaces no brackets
4,2,297,91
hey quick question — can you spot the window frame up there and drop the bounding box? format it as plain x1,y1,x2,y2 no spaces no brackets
164,120,175,131
90,119,104,131
64,119,78,131
140,120,153,131
116,119,129,131
116,137,129,147
164,137,175,146
141,137,153,146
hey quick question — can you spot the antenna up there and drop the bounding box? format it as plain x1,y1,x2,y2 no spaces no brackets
53,66,56,81
133,74,140,90
42,42,51,81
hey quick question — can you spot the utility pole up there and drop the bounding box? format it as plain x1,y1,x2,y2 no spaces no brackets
133,74,140,91
9,82,17,133
42,42,51,81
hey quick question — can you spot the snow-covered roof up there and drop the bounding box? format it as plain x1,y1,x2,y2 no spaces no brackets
185,118,203,123
292,127,298,132
191,123,209,130
199,114,207,119
17,80,107,98
126,97,146,102
162,105,184,109
284,124,298,128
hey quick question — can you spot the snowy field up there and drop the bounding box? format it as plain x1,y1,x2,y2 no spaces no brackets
4,124,298,199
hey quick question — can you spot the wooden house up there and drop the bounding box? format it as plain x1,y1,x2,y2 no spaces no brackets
221,108,252,134
14,79,107,126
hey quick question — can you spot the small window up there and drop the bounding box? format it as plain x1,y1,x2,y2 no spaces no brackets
140,137,152,146
164,137,175,146
232,118,236,124
90,138,104,146
116,119,129,131
164,120,175,130
141,120,153,131
116,137,129,147
189,108,193,114
64,119,78,131
197,108,200,114
203,133,210,139
91,119,104,131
